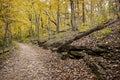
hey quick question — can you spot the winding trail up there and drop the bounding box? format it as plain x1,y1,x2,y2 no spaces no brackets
0,43,96,80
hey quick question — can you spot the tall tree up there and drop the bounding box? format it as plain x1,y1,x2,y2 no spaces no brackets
90,0,93,26
70,0,77,31
117,0,120,18
82,0,85,23
56,0,60,33
76,0,80,27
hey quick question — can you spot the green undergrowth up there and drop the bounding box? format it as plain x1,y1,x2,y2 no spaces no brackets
77,22,91,32
0,41,18,61
44,31,79,45
0,51,10,61
79,25,90,32
97,28,112,39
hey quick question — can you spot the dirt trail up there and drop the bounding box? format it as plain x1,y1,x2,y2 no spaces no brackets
0,43,96,80
0,43,51,80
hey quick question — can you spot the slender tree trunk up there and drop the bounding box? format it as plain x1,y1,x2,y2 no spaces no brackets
90,0,93,26
37,16,40,41
33,5,40,41
56,0,60,33
70,0,77,31
82,0,85,23
9,25,12,45
48,1,51,39
108,0,111,16
117,0,120,18
19,26,22,40
2,18,10,52
77,0,80,27
35,14,40,40
28,14,33,37
64,5,67,28
47,11,51,40
118,0,120,12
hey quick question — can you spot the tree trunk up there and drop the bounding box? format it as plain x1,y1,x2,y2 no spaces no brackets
34,9,40,41
90,0,93,26
70,0,77,31
28,14,33,37
2,18,10,52
56,0,60,33
48,17,51,40
82,0,85,23
117,0,120,18
118,0,120,12
76,0,80,27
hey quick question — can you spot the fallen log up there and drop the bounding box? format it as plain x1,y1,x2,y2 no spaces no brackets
68,51,85,58
57,44,109,56
57,19,120,51
61,51,107,79
57,45,90,52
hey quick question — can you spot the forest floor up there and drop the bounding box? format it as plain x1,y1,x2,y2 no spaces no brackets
0,43,96,80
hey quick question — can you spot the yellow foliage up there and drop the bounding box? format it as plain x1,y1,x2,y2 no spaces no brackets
0,0,118,45
79,26,90,32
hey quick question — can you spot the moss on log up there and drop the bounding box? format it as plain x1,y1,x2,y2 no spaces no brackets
57,45,91,53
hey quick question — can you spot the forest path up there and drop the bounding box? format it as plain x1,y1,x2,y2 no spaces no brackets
0,43,52,80
0,43,95,80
